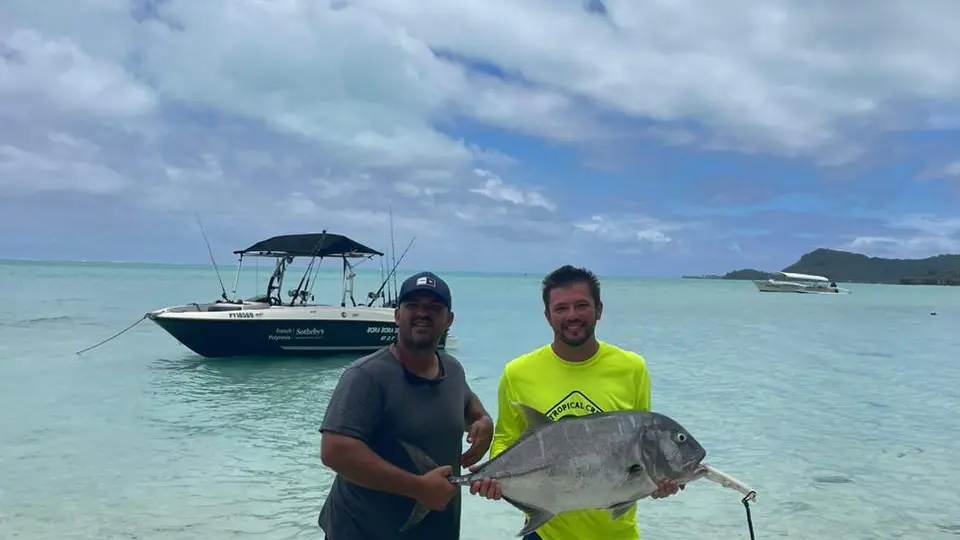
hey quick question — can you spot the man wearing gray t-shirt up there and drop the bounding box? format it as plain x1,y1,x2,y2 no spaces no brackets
318,271,494,540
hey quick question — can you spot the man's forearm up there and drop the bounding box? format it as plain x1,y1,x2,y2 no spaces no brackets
464,390,490,424
321,434,422,498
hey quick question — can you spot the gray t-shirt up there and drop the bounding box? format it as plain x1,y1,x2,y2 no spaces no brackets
318,346,472,540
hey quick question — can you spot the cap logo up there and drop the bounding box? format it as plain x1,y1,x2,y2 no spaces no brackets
416,276,436,287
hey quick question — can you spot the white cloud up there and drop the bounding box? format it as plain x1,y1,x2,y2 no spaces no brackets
943,162,960,177
127,0,592,173
469,169,556,211
917,160,960,180
355,0,960,162
137,154,227,212
0,28,155,120
3,0,960,272
0,0,136,61
891,214,960,236
845,214,960,257
0,140,126,196
574,214,684,249
7,0,960,167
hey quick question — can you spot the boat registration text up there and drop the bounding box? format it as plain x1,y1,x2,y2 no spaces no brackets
228,311,264,319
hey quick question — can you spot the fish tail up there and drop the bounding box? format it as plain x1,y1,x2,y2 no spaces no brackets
397,440,441,533
398,440,439,474
395,440,482,530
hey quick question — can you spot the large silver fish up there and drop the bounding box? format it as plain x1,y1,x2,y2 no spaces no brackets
399,402,709,537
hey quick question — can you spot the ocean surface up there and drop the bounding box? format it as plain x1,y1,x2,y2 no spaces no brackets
1,259,958,540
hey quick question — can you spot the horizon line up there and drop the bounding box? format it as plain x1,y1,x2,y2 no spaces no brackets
0,257,689,280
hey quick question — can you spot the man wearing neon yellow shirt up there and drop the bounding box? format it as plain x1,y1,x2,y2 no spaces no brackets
469,265,681,540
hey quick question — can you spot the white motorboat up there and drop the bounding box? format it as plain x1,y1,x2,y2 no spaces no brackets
146,230,456,358
752,271,851,294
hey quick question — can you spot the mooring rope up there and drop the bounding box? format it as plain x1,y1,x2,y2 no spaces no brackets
74,314,147,355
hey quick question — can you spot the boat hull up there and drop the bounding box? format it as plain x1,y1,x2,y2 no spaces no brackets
146,303,449,358
752,280,851,294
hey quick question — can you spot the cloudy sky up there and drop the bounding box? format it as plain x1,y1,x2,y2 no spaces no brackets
3,0,960,277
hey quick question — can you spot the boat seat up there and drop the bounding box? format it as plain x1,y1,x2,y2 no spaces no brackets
206,303,243,312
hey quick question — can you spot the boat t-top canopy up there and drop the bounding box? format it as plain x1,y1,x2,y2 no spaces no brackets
777,271,830,282
234,232,384,258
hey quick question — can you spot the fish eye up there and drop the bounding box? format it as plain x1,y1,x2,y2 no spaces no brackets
674,432,687,443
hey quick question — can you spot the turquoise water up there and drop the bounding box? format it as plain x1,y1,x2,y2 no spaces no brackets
1,259,958,539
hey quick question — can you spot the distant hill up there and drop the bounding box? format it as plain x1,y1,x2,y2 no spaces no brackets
721,248,960,285
720,269,777,281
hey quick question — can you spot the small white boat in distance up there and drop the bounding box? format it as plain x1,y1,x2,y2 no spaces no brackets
753,271,852,294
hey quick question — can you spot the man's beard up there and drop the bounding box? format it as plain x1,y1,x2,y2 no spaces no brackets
402,333,436,351
558,320,595,347
403,317,438,350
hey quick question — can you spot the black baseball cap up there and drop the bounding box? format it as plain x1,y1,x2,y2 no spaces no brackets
397,271,452,309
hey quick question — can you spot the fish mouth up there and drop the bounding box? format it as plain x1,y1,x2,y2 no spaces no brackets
682,455,707,473
668,445,705,471
673,461,708,484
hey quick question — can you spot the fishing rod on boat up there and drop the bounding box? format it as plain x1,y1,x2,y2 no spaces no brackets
194,214,229,302
389,205,399,304
367,235,416,308
288,229,329,306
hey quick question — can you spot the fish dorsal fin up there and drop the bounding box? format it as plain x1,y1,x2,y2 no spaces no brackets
512,402,552,438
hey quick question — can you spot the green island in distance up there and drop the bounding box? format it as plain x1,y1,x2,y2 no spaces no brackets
683,248,960,286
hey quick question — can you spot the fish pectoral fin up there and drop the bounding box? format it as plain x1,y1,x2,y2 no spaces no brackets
502,495,555,538
511,402,553,438
613,463,648,490
606,500,636,520
515,511,555,538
